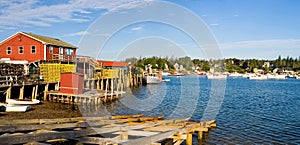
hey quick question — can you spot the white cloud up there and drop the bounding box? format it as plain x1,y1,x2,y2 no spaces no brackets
131,26,142,31
220,39,300,50
0,0,153,30
210,23,219,26
67,31,90,36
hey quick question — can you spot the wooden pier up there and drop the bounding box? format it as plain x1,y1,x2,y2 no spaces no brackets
0,114,216,145
45,90,126,104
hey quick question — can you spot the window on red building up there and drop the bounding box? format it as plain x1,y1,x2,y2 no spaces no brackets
59,47,63,55
6,47,11,55
19,46,24,54
31,46,36,53
49,46,53,54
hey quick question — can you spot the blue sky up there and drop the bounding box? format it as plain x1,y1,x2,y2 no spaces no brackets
0,0,300,60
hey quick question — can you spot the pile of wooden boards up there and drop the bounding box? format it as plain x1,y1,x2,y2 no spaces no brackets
0,114,216,145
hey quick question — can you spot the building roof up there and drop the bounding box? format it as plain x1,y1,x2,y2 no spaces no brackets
23,32,77,48
97,60,128,67
0,32,77,49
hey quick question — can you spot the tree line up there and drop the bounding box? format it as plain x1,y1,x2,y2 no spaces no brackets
125,56,300,73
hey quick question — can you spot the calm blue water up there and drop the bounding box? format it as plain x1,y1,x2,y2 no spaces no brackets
97,76,300,144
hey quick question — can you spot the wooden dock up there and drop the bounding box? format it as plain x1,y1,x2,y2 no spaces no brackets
0,114,216,145
45,90,126,104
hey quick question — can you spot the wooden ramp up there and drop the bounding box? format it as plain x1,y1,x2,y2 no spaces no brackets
0,114,216,145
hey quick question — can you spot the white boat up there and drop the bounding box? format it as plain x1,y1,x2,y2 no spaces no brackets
242,73,256,78
144,73,161,84
229,72,243,77
162,79,171,82
249,74,268,80
296,75,300,79
6,99,40,105
0,103,29,112
5,104,30,112
162,72,170,76
206,74,227,80
267,74,286,80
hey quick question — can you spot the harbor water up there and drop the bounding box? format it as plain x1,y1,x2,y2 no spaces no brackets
97,76,300,144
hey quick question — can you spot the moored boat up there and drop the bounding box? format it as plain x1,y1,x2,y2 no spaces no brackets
267,74,286,80
0,103,30,112
6,99,40,105
5,104,30,112
229,72,243,77
144,73,162,84
206,74,227,80
249,74,268,80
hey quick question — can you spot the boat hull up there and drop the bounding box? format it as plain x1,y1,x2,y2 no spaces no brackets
145,76,161,84
6,99,40,105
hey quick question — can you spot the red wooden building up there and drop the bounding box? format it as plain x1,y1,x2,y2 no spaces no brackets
97,60,128,68
0,32,77,62
60,72,84,95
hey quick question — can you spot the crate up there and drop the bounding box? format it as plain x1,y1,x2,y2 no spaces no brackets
101,69,119,78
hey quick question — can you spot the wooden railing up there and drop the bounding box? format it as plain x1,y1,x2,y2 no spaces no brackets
52,54,76,61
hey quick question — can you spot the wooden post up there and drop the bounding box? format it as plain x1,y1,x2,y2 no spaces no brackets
111,78,114,101
34,85,38,99
19,82,25,99
186,132,193,145
198,131,203,144
101,78,104,91
55,82,60,91
44,83,49,101
91,79,95,89
96,79,100,90
121,70,124,93
133,74,137,87
105,78,108,102
120,131,128,140
86,80,90,90
129,68,133,87
31,86,36,99
6,83,12,101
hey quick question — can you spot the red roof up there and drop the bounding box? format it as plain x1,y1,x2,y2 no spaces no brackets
97,60,128,67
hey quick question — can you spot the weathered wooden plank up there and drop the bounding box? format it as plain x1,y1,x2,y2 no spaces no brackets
0,115,131,125
24,141,50,145
112,130,159,137
111,114,144,119
78,137,120,145
144,125,185,132
0,126,120,144
120,130,176,145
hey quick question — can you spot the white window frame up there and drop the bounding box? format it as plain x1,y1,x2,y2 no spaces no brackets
59,47,63,55
31,45,36,54
66,48,72,55
18,46,24,54
6,46,12,55
49,46,53,54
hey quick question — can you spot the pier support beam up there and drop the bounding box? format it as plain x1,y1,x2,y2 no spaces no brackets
34,84,38,99
44,83,49,101
19,82,25,99
31,86,36,99
186,132,193,145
